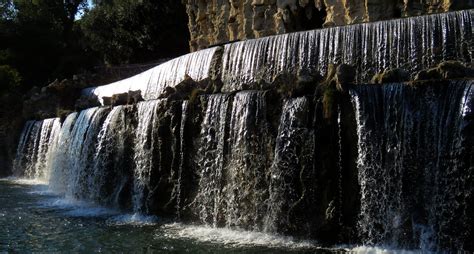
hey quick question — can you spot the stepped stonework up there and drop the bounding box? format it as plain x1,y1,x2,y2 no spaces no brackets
183,0,474,51
6,5,474,252
79,9,473,105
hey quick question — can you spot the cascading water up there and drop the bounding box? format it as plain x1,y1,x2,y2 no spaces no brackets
60,107,110,200
193,92,319,234
194,94,232,227
221,10,472,91
49,113,78,193
193,91,275,230
7,7,474,253
13,121,40,177
143,47,219,99
92,106,132,207
174,101,189,218
13,118,61,180
10,83,474,251
133,100,162,213
87,47,219,104
264,97,315,234
222,91,272,230
350,80,474,251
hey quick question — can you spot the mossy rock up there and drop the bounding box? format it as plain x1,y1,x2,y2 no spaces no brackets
415,61,474,81
438,61,473,79
372,68,410,84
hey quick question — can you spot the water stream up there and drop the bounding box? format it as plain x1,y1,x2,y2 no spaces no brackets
6,8,474,253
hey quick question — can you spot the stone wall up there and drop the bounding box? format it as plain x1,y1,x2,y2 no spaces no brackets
183,0,474,51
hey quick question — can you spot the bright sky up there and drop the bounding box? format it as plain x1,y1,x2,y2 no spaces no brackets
75,0,94,20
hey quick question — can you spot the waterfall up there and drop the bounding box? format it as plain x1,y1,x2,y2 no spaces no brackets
25,99,184,214
223,91,272,230
83,10,472,102
13,121,38,177
60,107,110,200
8,7,474,252
49,113,78,193
11,81,474,251
88,47,219,104
35,119,61,180
194,94,232,227
92,106,132,207
191,91,322,233
350,80,474,251
193,91,274,230
264,97,315,233
171,101,189,219
133,100,162,213
132,99,184,215
13,118,61,180
143,47,219,99
221,10,472,91
47,106,134,208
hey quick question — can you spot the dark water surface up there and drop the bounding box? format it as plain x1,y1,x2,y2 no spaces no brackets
0,179,341,253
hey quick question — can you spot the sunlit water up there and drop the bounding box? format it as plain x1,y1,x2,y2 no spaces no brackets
0,178,351,253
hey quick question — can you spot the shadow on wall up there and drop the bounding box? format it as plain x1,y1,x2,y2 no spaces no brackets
299,2,327,30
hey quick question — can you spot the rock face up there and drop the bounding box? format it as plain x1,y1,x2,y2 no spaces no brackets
22,78,88,120
183,0,474,51
0,92,24,177
183,0,326,51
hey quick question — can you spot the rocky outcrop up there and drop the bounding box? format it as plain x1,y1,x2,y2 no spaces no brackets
371,68,411,84
183,0,327,51
414,61,474,81
22,78,89,120
183,0,474,51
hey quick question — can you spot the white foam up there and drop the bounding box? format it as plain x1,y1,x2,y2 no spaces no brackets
28,188,55,196
347,246,421,254
162,223,317,249
106,213,159,226
0,177,48,186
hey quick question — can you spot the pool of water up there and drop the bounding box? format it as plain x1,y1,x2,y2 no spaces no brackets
0,179,344,253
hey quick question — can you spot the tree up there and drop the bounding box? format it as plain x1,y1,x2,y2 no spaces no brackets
0,0,191,92
0,64,21,92
80,0,190,65
0,0,93,89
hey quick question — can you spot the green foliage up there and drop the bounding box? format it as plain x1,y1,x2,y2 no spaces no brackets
80,0,189,64
0,0,93,91
0,64,21,92
0,0,190,94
